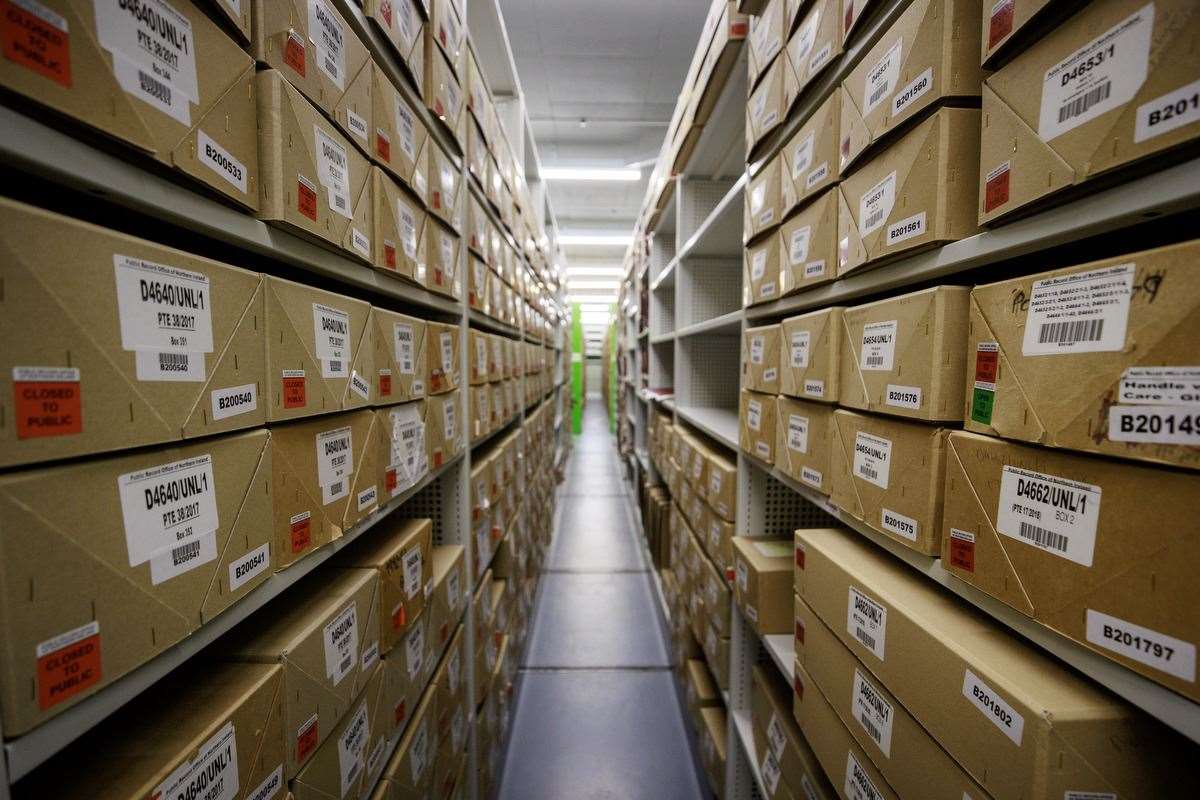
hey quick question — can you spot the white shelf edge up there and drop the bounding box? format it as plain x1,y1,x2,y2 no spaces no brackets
677,174,747,262
764,634,794,683
468,308,522,339
650,258,678,291
650,332,676,344
674,406,739,451
676,310,744,339
732,708,769,798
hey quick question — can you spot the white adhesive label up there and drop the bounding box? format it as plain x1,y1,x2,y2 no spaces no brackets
886,211,926,247
315,426,354,503
115,255,213,355
345,108,367,143
153,721,238,800
1109,405,1200,444
852,431,891,489
1086,609,1196,682
149,531,217,585
804,260,826,279
761,750,782,795
804,378,824,398
1064,793,1117,800
789,225,812,265
791,132,814,180
337,702,369,798
351,227,371,258
996,465,1101,567
357,485,377,512
309,0,347,90
801,466,823,488
397,200,418,259
388,404,426,490
246,765,282,800
852,669,894,757
787,414,810,454
860,320,897,371
962,669,1024,745
848,587,887,660
404,546,423,598
118,454,218,566
395,96,418,162
891,67,932,117
314,125,353,218
228,543,270,592
809,41,832,73
95,0,198,124
750,336,765,365
1118,366,1200,405
440,332,454,373
393,323,416,373
405,623,424,679
410,722,429,783
751,249,768,280
197,130,248,194
746,399,762,431
844,751,883,800
313,302,352,378
210,384,257,421
767,711,786,756
1022,264,1134,355
806,162,829,190
1038,3,1153,141
1135,78,1200,143
859,172,896,236
324,603,358,685
880,508,918,542
863,37,903,116
443,397,456,440
135,349,205,382
884,384,921,410
791,330,811,368
349,371,370,401
792,9,819,64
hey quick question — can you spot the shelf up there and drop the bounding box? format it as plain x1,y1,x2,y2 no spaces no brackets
764,634,794,683
650,259,677,291
678,174,746,260
745,155,1200,321
0,107,463,319
469,308,522,338
470,411,521,451
638,329,650,341
3,451,465,781
674,406,739,451
684,46,749,181
650,332,676,344
676,309,743,339
636,449,651,473
760,460,1200,745
732,708,768,798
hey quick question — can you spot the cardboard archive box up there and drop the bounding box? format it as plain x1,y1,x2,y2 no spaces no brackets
979,0,1200,225
747,0,787,91
425,388,463,468
795,527,1199,799
707,450,738,523
372,167,429,284
428,545,468,650
741,389,780,465
838,107,981,276
428,0,465,73
743,324,783,394
220,566,381,779
745,231,782,306
270,410,382,567
0,199,266,469
257,69,374,261
424,46,465,145
750,664,837,800
0,0,260,210
746,48,796,153
778,186,839,297
263,276,372,421
684,658,722,735
373,679,436,798
0,429,273,736
14,662,284,800
780,306,842,402
964,240,1200,470
369,307,427,405
839,285,970,422
746,154,785,243
382,609,435,743
829,409,948,555
360,0,426,93
426,217,463,300
732,537,795,635
698,705,727,796
942,430,1200,702
426,322,461,395
981,0,1056,66
839,0,984,173
775,396,835,494
371,61,430,202
378,400,431,499
781,90,841,217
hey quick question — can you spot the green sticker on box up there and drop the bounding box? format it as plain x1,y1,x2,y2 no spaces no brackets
971,387,995,425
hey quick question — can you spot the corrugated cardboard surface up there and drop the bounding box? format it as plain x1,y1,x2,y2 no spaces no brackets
685,658,722,734
796,528,1198,800
746,48,796,154
707,451,738,523
839,285,970,422
942,430,1200,702
698,705,728,795
426,322,462,395
751,663,837,800
980,0,1055,65
429,545,466,651
782,90,842,217
375,679,436,797
743,324,783,394
429,0,466,77
745,232,783,306
256,69,374,260
221,566,381,779
425,389,463,469
0,199,266,468
383,610,434,742
700,550,732,639
424,48,465,152
0,429,272,736
837,107,980,275
829,408,947,555
0,0,259,209
371,167,429,284
781,306,843,402
370,70,428,209
733,537,794,635
362,0,426,95
839,0,983,173
741,389,779,464
963,241,1200,470
369,307,428,406
379,401,430,499
978,0,1200,225
748,0,787,90
776,396,835,495
778,187,839,297
425,217,463,299
746,155,786,243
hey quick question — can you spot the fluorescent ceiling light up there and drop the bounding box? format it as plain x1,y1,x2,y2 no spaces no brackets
559,234,632,246
568,280,620,290
579,304,613,313
581,314,611,325
542,167,640,182
566,266,624,277
569,294,617,303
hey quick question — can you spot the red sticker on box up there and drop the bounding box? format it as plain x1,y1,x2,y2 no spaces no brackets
1,0,72,87
989,0,1015,49
290,511,312,554
949,529,976,573
974,344,999,384
795,619,805,645
296,713,319,762
431,190,443,210
433,450,444,468
384,242,397,269
36,621,101,710
380,0,392,26
297,175,318,221
386,468,398,493
793,673,804,699
984,161,1011,213
282,370,306,408
794,543,805,570
392,602,407,630
394,699,407,726
13,366,81,439
376,130,391,162
284,30,306,77
379,372,392,396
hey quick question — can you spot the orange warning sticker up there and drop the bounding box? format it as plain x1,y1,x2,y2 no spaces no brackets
391,601,406,630
36,621,101,710
290,511,312,554
394,699,407,727
296,713,319,763
376,130,390,162
1,0,72,88
984,161,1011,213
385,468,398,494
282,370,306,409
284,29,306,77
297,175,318,222
379,372,392,397
13,366,82,439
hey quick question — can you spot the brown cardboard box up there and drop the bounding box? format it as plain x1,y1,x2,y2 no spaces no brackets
382,609,434,739
829,409,947,555
376,680,436,798
379,400,430,498
424,47,465,145
794,594,990,800
257,70,374,261
488,334,506,383
369,307,427,406
839,0,984,173
426,217,463,299
775,396,835,495
469,257,491,314
733,537,794,635
263,276,372,421
781,90,841,217
741,389,779,464
786,0,841,101
703,511,736,580
778,187,838,297
942,430,1200,701
361,0,426,93
743,325,783,394
707,451,738,523
428,545,468,650
698,706,727,796
428,0,465,75
0,200,266,469
745,153,785,243
796,527,1199,799
425,388,463,469
334,518,432,656
980,0,1055,65
780,306,842,402
252,0,373,154
371,168,429,287
470,384,492,442
702,620,731,691
0,429,273,736
684,658,722,734
746,48,797,154
291,661,387,800
978,0,1200,225
963,241,1200,470
837,107,980,276
700,551,732,639
839,285,970,422
791,658,900,800
750,664,837,800
744,231,783,306
432,624,467,747
221,567,381,778
371,64,431,205
748,0,787,91
0,0,259,210
14,662,284,800
426,322,462,395
270,410,381,567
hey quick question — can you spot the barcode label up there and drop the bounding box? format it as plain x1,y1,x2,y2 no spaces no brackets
135,350,206,382
1017,520,1068,552
1085,609,1197,682
996,465,1101,567
1060,81,1111,123
847,587,887,661
852,669,894,757
1038,318,1104,345
844,751,883,800
863,37,903,116
1022,264,1133,356
149,531,218,585
863,209,885,231
858,172,896,236
852,431,891,490
859,320,897,371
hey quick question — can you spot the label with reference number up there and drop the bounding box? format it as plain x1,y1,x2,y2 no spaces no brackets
996,465,1101,567
851,669,894,757
1022,264,1133,356
962,669,1024,745
1085,609,1196,682
847,587,887,660
853,431,891,489
860,320,897,371
118,454,218,566
1135,78,1200,143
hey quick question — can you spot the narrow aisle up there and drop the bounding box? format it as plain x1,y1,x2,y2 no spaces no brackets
498,398,704,800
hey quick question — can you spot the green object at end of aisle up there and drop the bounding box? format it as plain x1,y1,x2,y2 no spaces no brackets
570,303,586,435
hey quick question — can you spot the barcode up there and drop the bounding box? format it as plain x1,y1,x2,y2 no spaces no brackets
859,714,883,745
171,540,201,566
324,56,339,80
1017,521,1069,553
334,195,346,210
328,359,343,372
330,480,344,495
1058,81,1111,123
869,83,889,108
864,355,884,367
138,70,172,105
339,654,352,674
864,209,884,230
1037,318,1104,345
855,626,876,651
859,466,878,481
159,352,190,372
